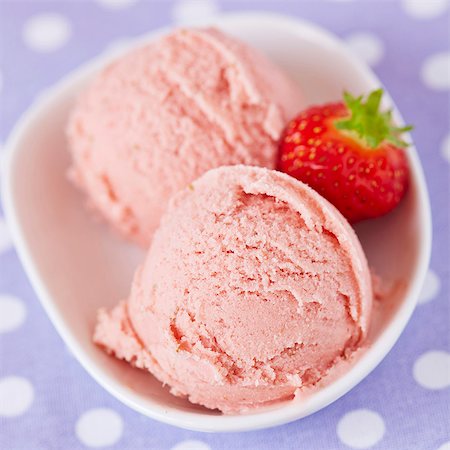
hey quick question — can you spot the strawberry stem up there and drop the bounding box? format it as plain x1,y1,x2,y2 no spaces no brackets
335,89,413,149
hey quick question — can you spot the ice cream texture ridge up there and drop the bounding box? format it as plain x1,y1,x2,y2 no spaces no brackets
67,27,302,246
94,166,373,413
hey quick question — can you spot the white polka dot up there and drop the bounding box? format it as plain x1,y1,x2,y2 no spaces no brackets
402,0,449,19
23,13,71,52
96,0,138,9
337,409,385,448
413,350,450,389
0,376,34,417
172,0,219,25
345,33,384,67
418,269,441,304
0,295,26,333
171,440,211,450
0,217,13,254
76,408,123,448
438,442,450,450
422,52,450,90
442,133,450,163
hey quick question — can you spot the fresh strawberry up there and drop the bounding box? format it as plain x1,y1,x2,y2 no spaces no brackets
277,89,412,223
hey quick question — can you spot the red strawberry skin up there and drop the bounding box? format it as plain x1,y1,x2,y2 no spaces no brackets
277,102,409,223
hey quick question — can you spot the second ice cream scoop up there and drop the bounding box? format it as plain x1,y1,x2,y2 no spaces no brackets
67,28,302,246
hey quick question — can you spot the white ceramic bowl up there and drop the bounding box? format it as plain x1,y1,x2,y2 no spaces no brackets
2,12,431,432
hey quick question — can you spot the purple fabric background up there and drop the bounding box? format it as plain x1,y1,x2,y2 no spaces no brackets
0,1,448,449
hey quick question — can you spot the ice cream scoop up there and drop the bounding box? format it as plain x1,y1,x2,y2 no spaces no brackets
94,166,373,413
67,28,302,246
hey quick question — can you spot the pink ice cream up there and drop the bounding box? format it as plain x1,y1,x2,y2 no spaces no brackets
94,166,373,413
67,28,302,246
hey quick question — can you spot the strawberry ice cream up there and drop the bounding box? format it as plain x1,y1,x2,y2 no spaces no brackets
67,28,302,246
94,166,373,413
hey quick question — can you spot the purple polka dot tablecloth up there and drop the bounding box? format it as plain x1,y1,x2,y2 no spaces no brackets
0,0,449,449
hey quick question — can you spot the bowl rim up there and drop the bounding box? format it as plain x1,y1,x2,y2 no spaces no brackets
2,10,432,432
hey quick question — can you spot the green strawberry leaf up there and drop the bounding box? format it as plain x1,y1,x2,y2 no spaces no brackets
335,89,413,149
